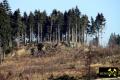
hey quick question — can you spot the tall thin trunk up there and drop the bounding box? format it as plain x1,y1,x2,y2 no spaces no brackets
9,38,12,48
72,27,74,42
50,22,52,42
79,26,81,43
58,25,60,42
22,33,24,42
40,24,42,42
23,27,26,45
21,23,24,43
68,24,70,42
37,23,40,43
65,32,67,42
47,26,49,42
48,29,50,42
98,29,100,47
30,24,34,44
83,26,85,45
31,26,33,43
56,27,57,43
76,24,77,43
0,53,2,64
30,25,31,43
86,33,87,45
0,47,2,64
62,34,63,42
24,31,26,45
52,28,54,42
101,31,103,46
3,51,5,61
2,47,5,62
24,24,26,45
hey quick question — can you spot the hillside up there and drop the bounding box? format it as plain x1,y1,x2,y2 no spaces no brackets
0,43,120,80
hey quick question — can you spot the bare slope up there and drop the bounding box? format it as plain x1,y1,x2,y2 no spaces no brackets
0,44,120,80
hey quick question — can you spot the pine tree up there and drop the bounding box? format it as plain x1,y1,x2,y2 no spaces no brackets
75,6,81,43
51,9,58,42
34,10,40,43
81,15,89,45
28,12,35,43
40,11,47,42
2,0,11,14
63,11,68,42
90,17,96,36
0,3,11,60
12,9,24,47
95,13,106,46
108,33,120,47
23,12,28,45
56,11,64,42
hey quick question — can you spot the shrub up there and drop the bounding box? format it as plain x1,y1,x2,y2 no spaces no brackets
5,47,13,55
37,43,44,51
49,74,78,80
0,73,5,80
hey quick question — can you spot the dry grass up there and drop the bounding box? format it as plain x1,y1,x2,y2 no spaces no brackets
0,45,120,80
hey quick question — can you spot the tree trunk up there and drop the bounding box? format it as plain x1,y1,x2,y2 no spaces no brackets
3,51,5,61
56,27,57,43
37,23,40,43
83,26,85,45
101,31,103,46
72,27,74,42
0,47,2,64
58,25,60,42
31,26,33,43
50,22,52,42
48,30,50,42
40,24,42,42
0,53,2,64
32,27,33,43
30,25,31,43
68,24,70,42
24,31,26,45
65,32,67,42
79,26,81,43
62,34,63,42
98,29,100,47
2,47,5,62
22,33,24,42
86,33,87,45
76,24,77,43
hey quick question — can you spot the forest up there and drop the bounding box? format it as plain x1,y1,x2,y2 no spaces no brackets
0,0,107,52
0,0,120,80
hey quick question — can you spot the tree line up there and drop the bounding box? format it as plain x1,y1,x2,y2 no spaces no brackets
108,33,120,47
0,0,106,55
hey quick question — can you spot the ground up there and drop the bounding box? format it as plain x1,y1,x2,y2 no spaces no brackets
0,43,120,80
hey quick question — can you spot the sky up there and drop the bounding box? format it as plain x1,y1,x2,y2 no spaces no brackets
1,0,120,46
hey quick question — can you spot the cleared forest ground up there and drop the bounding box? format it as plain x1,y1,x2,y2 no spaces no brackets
0,43,120,80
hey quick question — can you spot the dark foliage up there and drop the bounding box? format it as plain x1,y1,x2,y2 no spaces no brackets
37,43,44,51
108,33,120,47
48,74,78,80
